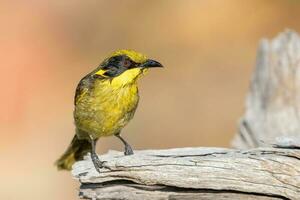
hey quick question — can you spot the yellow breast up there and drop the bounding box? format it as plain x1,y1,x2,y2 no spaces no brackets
74,77,139,139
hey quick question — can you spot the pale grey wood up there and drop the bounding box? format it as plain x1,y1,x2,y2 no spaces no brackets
72,147,300,200
233,30,300,148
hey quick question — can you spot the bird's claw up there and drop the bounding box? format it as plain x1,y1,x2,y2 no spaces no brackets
91,154,111,172
124,145,134,156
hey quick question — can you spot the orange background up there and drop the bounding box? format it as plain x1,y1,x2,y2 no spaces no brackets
1,0,300,199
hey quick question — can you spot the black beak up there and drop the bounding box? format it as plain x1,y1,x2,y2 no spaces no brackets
140,59,163,68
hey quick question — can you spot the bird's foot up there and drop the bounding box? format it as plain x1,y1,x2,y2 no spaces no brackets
124,144,134,156
115,134,134,156
91,153,110,173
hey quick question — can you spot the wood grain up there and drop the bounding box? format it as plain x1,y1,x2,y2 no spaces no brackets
73,147,300,199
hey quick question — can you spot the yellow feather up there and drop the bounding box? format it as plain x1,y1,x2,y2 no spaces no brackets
94,69,108,77
110,68,147,87
109,49,147,64
74,72,141,139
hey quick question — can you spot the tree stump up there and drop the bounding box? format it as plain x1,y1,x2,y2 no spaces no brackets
72,30,300,200
233,30,300,149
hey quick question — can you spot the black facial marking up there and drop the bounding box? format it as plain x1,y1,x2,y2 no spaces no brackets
100,55,137,77
103,66,119,77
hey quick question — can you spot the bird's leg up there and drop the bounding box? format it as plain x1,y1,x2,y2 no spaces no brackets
89,137,105,173
115,133,134,155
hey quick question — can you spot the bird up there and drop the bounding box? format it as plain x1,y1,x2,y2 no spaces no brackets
55,49,163,172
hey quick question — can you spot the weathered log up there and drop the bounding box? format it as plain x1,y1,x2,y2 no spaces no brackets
72,30,300,199
73,147,300,200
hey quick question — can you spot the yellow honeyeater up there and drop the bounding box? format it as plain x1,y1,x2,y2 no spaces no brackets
56,49,163,171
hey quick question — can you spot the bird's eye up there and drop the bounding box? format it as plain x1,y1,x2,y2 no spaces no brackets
123,59,131,68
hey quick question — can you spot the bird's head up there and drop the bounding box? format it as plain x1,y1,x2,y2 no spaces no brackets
94,50,163,85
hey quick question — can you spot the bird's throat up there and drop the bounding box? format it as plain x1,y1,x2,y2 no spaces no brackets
109,68,144,87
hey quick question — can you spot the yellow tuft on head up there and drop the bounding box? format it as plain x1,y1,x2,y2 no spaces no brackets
109,49,148,64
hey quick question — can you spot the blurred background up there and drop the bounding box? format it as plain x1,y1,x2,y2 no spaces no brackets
1,0,300,199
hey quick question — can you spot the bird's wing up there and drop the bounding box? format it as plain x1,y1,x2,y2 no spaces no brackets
74,82,88,106
74,73,107,106
74,75,94,106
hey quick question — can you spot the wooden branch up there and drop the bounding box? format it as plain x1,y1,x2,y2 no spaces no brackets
72,30,300,199
233,30,300,149
73,147,300,200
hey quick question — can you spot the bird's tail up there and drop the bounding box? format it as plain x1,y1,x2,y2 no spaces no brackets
55,135,91,171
